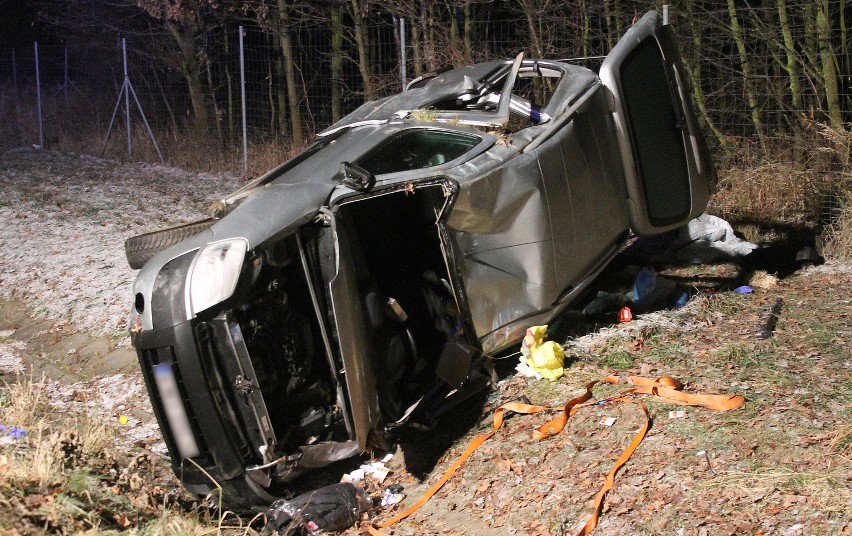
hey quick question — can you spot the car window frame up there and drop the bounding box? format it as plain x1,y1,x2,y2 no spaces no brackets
363,126,496,183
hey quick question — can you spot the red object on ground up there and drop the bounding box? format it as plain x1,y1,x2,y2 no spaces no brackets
618,306,633,323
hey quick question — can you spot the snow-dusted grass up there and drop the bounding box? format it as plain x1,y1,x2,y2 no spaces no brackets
0,148,242,341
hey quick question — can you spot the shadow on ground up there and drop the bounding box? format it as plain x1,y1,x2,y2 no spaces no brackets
393,220,825,481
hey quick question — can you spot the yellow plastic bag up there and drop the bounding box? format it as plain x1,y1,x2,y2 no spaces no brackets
519,325,564,381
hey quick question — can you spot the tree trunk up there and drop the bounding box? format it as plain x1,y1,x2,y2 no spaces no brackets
463,1,472,62
412,13,423,76
206,56,223,144
684,0,726,148
421,0,437,71
842,0,849,115
614,0,623,38
351,0,376,100
519,0,543,59
224,27,235,142
727,0,767,151
166,20,209,134
331,5,343,123
277,0,303,145
450,6,459,60
777,0,802,110
816,0,843,126
603,0,614,50
151,68,178,136
581,0,589,59
276,49,287,136
267,40,276,135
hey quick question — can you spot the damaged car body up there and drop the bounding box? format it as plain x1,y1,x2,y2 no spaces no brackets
128,11,715,508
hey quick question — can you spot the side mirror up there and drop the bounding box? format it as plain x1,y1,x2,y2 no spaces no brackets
339,161,376,192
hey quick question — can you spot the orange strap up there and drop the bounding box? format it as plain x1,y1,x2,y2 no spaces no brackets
368,401,550,536
369,375,744,536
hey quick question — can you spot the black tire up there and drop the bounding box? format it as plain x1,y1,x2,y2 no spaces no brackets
124,218,216,269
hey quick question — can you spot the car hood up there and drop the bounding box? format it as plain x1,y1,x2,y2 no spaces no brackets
133,181,335,331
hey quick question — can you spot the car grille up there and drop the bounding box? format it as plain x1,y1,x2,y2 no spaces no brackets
139,345,212,465
193,321,255,461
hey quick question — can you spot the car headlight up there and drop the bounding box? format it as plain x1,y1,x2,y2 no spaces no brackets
185,238,248,318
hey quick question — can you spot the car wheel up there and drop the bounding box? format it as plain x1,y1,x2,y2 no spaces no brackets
124,218,216,269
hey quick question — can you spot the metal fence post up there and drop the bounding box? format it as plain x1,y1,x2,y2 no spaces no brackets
123,38,132,155
400,18,407,90
101,38,163,162
34,43,44,149
239,26,248,174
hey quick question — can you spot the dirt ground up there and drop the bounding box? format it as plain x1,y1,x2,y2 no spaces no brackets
1,149,850,535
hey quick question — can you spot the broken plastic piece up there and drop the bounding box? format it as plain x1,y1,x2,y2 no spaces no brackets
340,468,365,483
618,307,633,323
0,425,26,438
668,410,687,419
733,285,753,294
262,483,370,535
630,268,657,303
360,461,390,482
599,417,616,427
381,485,405,507
518,325,564,381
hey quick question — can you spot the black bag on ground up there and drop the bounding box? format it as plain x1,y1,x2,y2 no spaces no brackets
261,482,370,535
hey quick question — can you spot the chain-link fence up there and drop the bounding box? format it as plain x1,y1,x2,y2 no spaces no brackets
0,1,849,180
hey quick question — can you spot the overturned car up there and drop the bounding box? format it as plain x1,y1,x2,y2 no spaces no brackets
128,11,715,508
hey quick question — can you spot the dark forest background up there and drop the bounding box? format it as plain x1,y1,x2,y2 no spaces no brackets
0,0,849,180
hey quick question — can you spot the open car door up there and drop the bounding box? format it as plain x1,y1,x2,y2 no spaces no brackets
600,10,715,236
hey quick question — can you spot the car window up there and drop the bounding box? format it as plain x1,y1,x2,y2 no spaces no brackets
620,36,690,226
358,129,480,175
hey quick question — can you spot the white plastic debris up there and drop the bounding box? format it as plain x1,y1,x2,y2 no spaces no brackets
671,214,758,263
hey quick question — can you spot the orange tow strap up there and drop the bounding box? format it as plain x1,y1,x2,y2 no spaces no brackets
368,375,744,536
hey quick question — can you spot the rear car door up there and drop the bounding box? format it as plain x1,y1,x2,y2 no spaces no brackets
600,10,715,236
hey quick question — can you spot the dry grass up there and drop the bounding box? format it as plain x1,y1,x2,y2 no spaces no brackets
822,188,852,260
814,123,852,261
0,375,263,534
711,158,829,227
0,374,51,429
0,376,113,489
704,464,852,516
0,82,293,179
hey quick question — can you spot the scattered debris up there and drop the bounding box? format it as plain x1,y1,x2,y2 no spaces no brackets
582,291,624,316
599,416,616,427
756,297,784,339
668,214,758,263
342,460,391,484
381,485,405,507
262,482,370,535
0,424,27,437
749,270,779,289
627,267,658,302
516,325,564,381
618,306,633,323
668,410,687,419
583,266,685,318
733,285,754,294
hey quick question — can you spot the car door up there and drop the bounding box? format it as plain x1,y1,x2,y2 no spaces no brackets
599,10,716,236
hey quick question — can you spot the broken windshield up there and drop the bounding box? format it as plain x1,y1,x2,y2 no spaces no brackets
357,129,480,175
